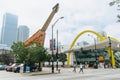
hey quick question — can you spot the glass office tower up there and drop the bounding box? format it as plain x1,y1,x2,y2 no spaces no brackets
17,25,29,42
1,13,18,46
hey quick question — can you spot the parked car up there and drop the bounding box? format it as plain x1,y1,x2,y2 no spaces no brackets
0,64,7,70
13,64,24,73
30,64,37,72
6,63,16,71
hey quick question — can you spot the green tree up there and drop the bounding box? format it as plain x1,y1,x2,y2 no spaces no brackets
0,52,14,65
11,42,47,72
117,15,120,22
46,54,52,66
59,53,67,67
11,42,28,63
31,44,47,71
109,0,120,22
53,53,57,61
26,47,36,64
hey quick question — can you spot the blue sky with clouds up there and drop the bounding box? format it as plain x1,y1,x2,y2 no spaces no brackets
0,0,120,48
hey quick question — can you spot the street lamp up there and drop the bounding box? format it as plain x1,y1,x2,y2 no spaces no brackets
88,34,96,50
51,17,64,73
88,34,98,68
88,34,97,52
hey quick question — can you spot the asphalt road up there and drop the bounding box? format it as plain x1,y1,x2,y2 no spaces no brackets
0,68,120,80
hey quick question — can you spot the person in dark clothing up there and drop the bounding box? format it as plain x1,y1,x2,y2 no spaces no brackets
23,61,26,73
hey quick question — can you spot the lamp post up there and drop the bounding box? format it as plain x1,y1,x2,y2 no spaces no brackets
56,30,59,70
88,34,97,50
51,17,64,73
88,34,98,68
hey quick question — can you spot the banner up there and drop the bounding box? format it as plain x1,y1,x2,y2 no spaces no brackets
50,39,56,51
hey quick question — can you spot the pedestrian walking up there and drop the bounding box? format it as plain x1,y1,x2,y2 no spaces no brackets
79,63,84,73
73,62,77,72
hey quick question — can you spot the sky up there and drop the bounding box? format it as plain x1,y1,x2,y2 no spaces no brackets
0,0,120,48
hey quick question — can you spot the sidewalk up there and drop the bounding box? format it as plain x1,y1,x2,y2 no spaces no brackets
1,67,120,80
20,67,60,76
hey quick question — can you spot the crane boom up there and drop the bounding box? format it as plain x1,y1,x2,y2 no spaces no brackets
24,3,59,46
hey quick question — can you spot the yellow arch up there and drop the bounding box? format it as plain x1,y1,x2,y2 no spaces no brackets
69,30,106,49
107,37,120,42
67,30,116,68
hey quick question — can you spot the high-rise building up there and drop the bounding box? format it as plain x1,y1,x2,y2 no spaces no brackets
17,25,29,42
1,13,18,46
98,31,107,37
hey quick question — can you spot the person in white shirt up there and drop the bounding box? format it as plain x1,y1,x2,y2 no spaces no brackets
73,62,77,72
79,63,83,73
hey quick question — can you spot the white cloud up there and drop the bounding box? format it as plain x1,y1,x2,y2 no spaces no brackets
104,23,120,40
